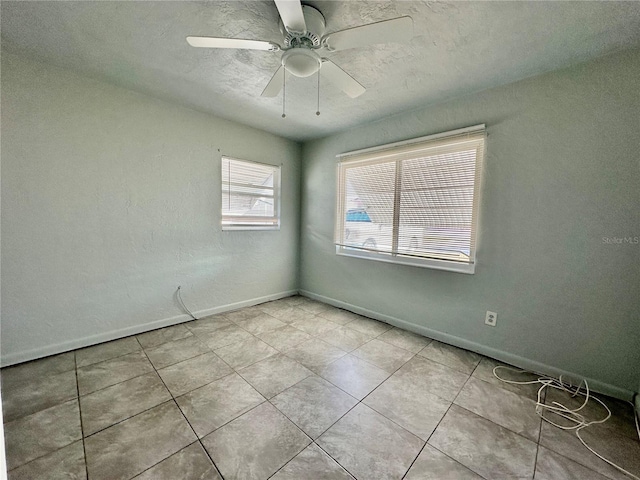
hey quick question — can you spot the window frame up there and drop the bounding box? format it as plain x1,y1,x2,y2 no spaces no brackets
221,156,281,231
334,125,486,274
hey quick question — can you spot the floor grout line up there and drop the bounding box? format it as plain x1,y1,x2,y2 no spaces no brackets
427,443,493,480
312,440,359,479
400,441,428,480
261,402,314,480
397,386,465,480
76,347,143,371
134,335,229,479
74,351,90,480
532,443,541,480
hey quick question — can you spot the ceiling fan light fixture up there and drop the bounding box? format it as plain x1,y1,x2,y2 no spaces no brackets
281,48,321,78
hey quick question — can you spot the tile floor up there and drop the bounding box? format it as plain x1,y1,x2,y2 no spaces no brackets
2,295,639,480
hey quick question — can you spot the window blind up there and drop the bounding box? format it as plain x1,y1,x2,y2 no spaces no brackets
222,156,280,230
335,126,485,272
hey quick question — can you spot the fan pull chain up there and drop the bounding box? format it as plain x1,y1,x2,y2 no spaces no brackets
316,70,321,116
282,69,286,119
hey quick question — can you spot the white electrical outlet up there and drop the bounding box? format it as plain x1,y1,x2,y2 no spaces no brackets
485,311,497,326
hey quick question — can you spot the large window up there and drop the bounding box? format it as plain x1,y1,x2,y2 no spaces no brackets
335,125,485,273
222,156,281,230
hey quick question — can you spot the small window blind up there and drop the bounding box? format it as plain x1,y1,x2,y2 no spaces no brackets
222,156,280,230
335,125,485,273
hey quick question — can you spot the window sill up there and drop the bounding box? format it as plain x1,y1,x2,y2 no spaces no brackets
222,225,280,231
335,246,475,274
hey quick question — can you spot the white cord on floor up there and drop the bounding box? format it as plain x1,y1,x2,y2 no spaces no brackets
176,286,198,321
493,366,640,480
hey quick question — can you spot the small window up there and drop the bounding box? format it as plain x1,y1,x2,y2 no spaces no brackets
222,156,281,230
335,125,485,274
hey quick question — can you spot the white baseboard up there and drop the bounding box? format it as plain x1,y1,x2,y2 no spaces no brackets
1,289,298,367
300,289,634,402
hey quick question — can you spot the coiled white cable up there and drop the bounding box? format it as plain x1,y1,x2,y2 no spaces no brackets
493,366,640,480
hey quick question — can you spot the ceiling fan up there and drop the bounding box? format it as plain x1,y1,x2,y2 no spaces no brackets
186,0,413,102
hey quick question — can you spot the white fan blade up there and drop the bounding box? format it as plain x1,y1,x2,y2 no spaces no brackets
320,60,365,98
187,36,280,51
322,16,413,52
274,0,307,35
262,66,285,97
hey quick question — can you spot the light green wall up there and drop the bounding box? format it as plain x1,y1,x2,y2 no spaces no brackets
300,48,640,398
1,51,301,365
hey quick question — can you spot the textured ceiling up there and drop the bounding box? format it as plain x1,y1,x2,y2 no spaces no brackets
2,1,640,141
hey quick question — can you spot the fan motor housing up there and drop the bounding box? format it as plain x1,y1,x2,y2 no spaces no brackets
280,5,326,48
